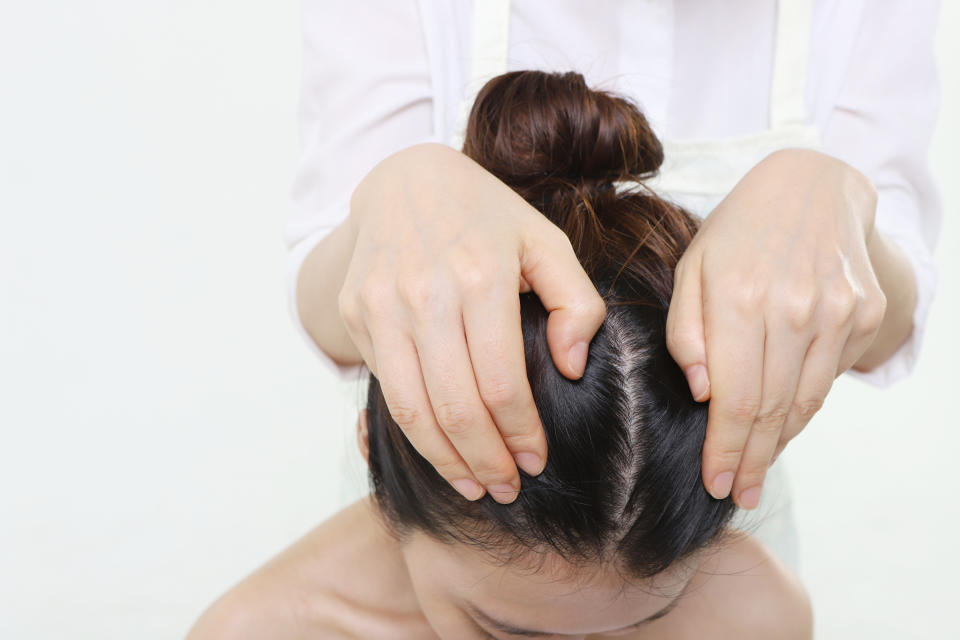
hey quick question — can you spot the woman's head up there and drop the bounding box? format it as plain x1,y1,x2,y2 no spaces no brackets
360,70,736,635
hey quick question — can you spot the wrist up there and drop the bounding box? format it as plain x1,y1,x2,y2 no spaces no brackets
348,142,453,236
841,160,878,245
760,149,878,243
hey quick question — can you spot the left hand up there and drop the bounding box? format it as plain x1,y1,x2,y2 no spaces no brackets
666,149,888,509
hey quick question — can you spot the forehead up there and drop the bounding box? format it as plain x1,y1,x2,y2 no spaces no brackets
404,531,694,633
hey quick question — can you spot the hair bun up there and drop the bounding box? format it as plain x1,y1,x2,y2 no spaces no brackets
462,70,663,201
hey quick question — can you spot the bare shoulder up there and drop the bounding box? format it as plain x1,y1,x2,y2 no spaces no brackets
186,496,434,639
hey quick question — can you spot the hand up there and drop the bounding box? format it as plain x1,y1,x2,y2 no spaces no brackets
340,143,606,504
666,149,887,509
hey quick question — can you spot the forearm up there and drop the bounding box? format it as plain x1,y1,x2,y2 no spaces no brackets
295,213,364,367
294,142,456,367
852,227,918,373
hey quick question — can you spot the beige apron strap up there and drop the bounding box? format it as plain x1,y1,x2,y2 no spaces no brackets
449,0,511,150
769,0,813,129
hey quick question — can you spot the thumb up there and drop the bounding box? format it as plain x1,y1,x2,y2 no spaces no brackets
519,225,606,380
666,252,711,402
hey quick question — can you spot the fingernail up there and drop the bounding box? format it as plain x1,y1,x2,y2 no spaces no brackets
738,485,763,510
514,452,544,476
488,483,519,503
711,471,735,499
451,478,484,501
568,341,588,378
684,364,710,401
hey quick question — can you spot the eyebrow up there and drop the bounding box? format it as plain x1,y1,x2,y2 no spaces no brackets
465,594,682,638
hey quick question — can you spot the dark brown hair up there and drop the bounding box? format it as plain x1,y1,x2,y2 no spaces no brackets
365,70,734,579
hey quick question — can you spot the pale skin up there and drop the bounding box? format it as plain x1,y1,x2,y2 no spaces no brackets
186,410,813,639
298,142,917,508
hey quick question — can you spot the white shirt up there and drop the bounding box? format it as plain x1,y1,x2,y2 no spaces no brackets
285,0,942,388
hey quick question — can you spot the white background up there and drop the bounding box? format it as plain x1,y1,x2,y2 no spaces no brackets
1,2,957,638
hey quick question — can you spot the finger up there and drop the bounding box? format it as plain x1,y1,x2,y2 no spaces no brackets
412,303,522,504
731,318,812,509
776,330,845,461
338,289,378,376
835,285,887,375
346,323,377,377
369,322,486,502
772,275,877,462
666,250,711,402
461,279,548,476
701,277,765,500
519,223,606,380
770,444,786,466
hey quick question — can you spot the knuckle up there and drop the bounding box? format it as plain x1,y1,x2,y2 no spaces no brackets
470,457,516,482
753,406,791,431
337,290,362,329
792,397,824,421
738,463,768,483
451,256,493,294
857,289,887,334
733,279,766,313
398,272,439,310
389,401,424,431
709,445,747,466
501,431,541,450
431,456,468,479
583,293,608,324
359,278,392,313
434,400,475,434
723,397,762,422
478,375,520,412
823,281,858,323
781,286,818,329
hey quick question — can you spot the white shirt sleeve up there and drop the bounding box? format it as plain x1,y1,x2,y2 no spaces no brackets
819,0,943,388
284,0,440,380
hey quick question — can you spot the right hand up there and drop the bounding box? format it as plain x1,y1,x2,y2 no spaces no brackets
340,143,607,504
